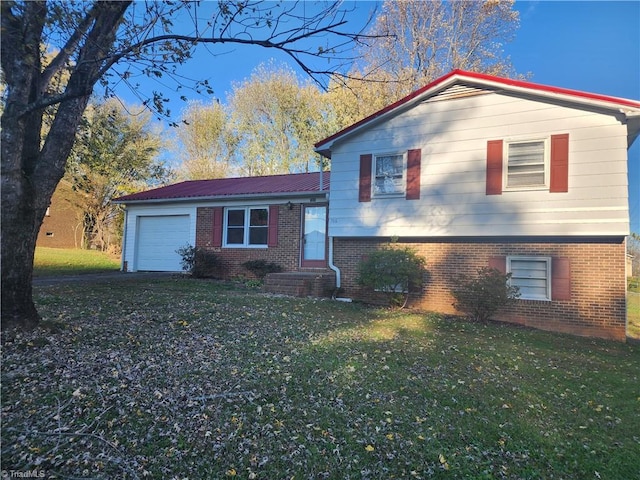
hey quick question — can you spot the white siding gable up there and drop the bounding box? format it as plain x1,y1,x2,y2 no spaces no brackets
328,91,630,238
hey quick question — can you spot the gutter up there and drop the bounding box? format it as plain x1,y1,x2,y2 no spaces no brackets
113,190,329,206
121,206,128,272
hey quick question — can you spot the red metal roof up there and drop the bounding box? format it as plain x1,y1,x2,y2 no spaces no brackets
115,171,330,203
315,69,640,155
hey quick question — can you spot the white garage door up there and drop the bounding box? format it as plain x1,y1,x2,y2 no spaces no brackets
136,215,190,271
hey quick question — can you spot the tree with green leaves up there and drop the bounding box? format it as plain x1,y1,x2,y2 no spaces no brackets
229,62,332,176
1,0,372,330
68,99,167,251
629,232,640,277
173,100,237,180
357,246,426,308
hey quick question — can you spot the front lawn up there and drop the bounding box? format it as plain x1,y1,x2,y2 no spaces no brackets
33,247,120,277
2,278,639,479
628,292,640,339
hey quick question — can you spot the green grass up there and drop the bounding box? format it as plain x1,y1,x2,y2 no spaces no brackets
33,247,120,277
628,292,640,339
3,278,640,479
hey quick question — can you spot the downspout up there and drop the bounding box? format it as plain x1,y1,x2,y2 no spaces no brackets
121,206,128,272
328,236,352,302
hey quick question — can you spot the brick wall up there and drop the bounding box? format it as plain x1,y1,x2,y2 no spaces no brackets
333,238,627,341
37,180,84,248
196,204,305,279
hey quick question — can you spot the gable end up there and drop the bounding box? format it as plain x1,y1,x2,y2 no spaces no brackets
423,84,493,103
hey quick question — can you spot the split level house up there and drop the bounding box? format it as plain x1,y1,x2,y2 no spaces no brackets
115,70,640,341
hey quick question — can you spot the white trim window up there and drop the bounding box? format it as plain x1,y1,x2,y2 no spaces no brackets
505,139,547,189
224,207,269,247
373,153,405,196
507,256,551,301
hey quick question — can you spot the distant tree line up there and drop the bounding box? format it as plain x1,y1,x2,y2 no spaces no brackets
170,0,521,180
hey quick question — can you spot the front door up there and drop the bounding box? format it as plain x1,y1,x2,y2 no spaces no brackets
301,205,327,267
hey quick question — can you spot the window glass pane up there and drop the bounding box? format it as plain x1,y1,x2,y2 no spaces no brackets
227,209,245,226
249,227,268,245
227,227,244,244
510,259,548,278
250,208,268,226
374,154,404,195
375,155,403,176
509,258,549,300
508,142,544,164
507,141,545,187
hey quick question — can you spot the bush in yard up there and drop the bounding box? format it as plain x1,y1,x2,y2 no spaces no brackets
176,245,221,278
451,267,520,322
357,246,426,307
242,259,283,279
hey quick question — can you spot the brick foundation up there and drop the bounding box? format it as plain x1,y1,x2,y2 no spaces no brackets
333,237,627,341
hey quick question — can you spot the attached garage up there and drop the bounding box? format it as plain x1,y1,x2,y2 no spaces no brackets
135,215,190,271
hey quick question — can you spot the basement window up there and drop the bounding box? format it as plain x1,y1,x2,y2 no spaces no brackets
507,256,551,301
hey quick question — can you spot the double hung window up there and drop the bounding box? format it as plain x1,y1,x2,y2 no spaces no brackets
224,207,268,247
506,140,547,189
373,153,405,196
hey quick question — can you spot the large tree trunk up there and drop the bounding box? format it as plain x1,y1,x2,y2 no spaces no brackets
1,173,45,330
1,98,91,330
1,179,37,330
1,1,47,330
1,1,130,331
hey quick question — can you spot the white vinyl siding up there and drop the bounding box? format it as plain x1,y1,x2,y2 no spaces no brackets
507,256,551,301
326,90,630,238
373,153,405,196
224,207,268,247
506,140,547,189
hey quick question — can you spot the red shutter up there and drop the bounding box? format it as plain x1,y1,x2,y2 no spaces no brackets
486,140,503,195
488,256,506,274
359,154,372,202
268,205,279,247
550,134,569,193
552,257,571,300
212,207,223,247
406,149,421,200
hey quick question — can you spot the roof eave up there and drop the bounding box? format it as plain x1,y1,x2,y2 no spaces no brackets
114,189,329,205
314,71,461,155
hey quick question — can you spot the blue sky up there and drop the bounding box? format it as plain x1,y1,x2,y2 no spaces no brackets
117,1,640,232
505,1,640,233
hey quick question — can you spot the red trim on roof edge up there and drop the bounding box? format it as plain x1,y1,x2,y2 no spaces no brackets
315,71,459,151
315,69,640,152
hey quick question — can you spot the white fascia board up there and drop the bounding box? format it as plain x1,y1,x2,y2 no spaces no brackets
114,190,329,206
